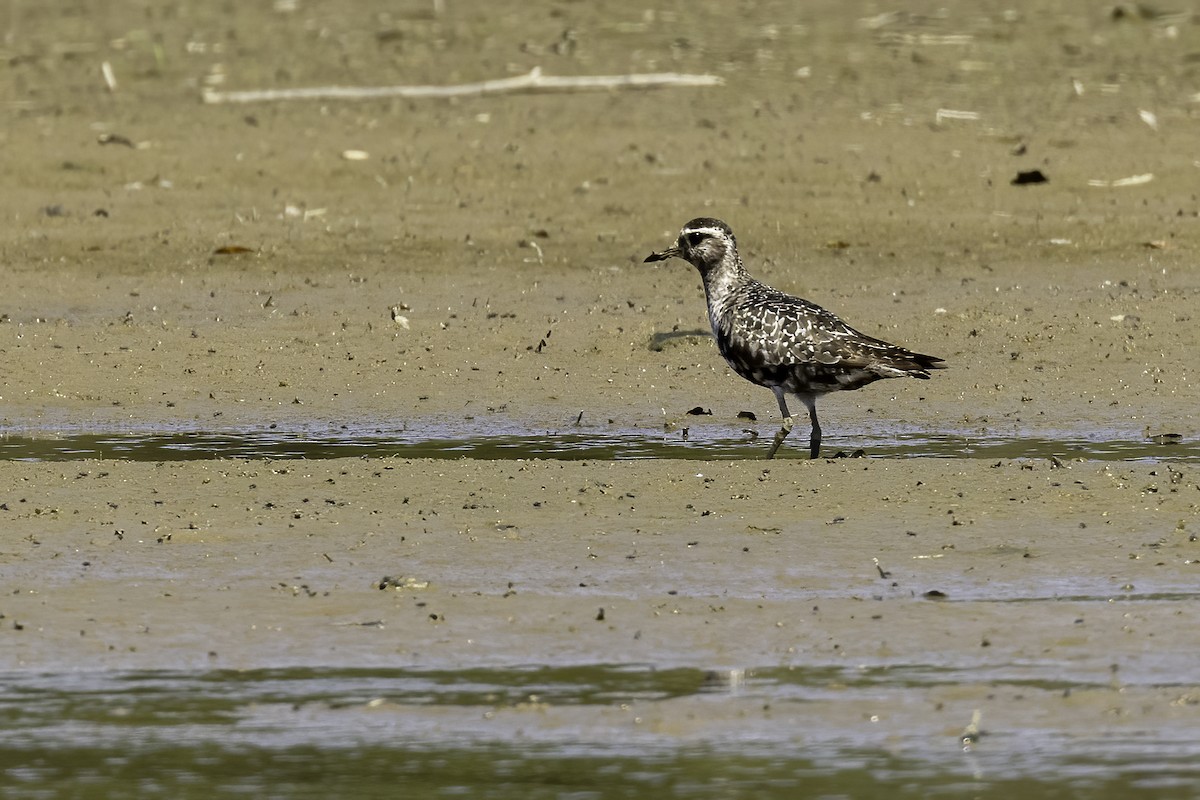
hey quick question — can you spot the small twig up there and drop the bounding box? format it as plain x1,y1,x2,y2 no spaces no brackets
522,239,544,264
960,708,983,748
935,108,979,123
202,66,723,105
101,61,117,93
1087,173,1154,188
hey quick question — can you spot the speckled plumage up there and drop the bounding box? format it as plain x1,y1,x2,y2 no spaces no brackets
645,217,944,458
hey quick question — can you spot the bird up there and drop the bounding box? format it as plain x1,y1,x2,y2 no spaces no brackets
644,217,945,459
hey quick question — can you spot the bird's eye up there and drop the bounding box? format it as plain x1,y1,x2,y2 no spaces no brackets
684,232,707,247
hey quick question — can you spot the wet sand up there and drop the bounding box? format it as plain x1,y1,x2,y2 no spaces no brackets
3,0,1200,795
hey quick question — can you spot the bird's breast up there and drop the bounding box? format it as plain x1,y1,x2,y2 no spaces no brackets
711,316,776,386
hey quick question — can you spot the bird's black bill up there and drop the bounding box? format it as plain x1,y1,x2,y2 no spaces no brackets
644,247,679,263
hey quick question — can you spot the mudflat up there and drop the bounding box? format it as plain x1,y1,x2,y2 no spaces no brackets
2,1,1199,796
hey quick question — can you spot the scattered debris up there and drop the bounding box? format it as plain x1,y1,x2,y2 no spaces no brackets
378,575,429,591
1110,3,1167,21
97,133,136,148
1011,169,1048,185
935,108,980,124
520,239,544,263
101,61,117,93
961,709,984,748
203,67,724,105
1088,173,1154,188
283,204,327,221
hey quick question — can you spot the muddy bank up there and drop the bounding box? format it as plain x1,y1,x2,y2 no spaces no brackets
4,457,1197,674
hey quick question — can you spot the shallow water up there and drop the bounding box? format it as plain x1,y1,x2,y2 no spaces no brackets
0,424,1193,462
4,665,1199,799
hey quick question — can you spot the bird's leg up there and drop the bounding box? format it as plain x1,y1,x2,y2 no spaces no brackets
765,416,793,460
765,387,794,459
799,395,821,459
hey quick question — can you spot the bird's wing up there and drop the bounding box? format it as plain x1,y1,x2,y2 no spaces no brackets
733,289,936,377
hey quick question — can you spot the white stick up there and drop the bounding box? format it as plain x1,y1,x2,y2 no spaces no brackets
202,66,723,104
101,61,117,93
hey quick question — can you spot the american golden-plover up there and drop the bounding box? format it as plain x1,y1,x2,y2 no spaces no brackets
645,218,945,459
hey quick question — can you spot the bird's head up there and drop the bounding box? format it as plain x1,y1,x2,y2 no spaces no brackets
644,218,737,275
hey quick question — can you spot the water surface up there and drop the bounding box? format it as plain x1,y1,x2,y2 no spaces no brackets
0,423,1192,463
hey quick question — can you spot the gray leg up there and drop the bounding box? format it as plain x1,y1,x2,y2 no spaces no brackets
798,394,821,459
765,387,794,459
